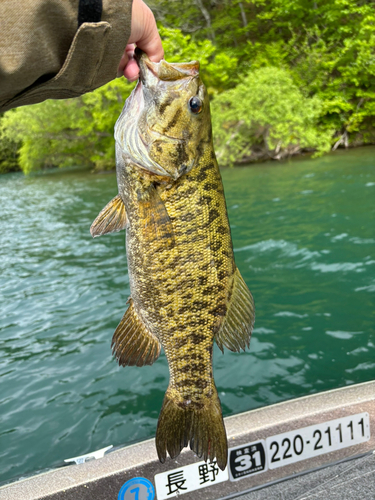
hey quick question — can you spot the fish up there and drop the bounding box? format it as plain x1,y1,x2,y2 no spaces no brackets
90,49,255,470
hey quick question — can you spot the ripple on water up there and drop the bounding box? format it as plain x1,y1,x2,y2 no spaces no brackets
325,330,364,340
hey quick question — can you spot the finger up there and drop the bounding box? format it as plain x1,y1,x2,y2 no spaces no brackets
126,44,136,59
124,58,140,81
117,44,136,78
117,52,128,77
135,24,164,63
128,0,164,63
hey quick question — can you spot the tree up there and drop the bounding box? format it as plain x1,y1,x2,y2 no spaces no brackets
152,0,375,146
212,66,331,165
2,1,374,174
2,79,135,174
0,114,20,174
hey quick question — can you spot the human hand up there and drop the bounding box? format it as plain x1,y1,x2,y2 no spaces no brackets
117,0,164,82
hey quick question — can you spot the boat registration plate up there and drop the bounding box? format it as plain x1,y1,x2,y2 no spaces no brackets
266,412,370,469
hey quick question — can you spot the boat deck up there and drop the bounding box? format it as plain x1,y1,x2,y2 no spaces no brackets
234,452,375,500
0,381,374,500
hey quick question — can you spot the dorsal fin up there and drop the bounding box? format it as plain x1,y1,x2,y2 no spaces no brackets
215,268,255,352
90,195,127,237
112,298,161,367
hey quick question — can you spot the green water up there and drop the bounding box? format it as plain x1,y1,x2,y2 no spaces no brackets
0,147,374,484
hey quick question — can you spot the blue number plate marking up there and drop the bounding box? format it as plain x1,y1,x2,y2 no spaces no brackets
118,477,155,500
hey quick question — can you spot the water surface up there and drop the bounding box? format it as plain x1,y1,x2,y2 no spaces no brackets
0,147,374,484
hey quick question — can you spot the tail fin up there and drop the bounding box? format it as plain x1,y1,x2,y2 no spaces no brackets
155,387,228,470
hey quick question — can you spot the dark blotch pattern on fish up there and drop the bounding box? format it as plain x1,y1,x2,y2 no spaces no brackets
107,51,255,472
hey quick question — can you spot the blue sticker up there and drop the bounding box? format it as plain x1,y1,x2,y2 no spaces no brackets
118,477,155,500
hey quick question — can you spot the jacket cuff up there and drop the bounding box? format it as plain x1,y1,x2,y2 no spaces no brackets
0,0,132,112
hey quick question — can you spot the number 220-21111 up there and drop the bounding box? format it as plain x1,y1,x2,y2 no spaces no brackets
265,413,370,470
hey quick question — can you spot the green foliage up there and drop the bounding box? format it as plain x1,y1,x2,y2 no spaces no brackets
0,115,21,174
80,78,135,170
2,0,374,174
152,0,375,146
3,100,89,173
2,79,135,174
159,26,238,93
212,67,332,166
1,27,238,175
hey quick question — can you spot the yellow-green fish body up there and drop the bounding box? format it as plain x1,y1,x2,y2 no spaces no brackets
91,51,255,470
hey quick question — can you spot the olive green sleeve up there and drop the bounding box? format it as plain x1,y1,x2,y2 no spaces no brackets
0,0,133,113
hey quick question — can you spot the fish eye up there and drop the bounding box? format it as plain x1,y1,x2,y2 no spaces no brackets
189,96,202,114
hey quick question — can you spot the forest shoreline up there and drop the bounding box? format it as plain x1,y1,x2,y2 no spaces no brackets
3,142,373,178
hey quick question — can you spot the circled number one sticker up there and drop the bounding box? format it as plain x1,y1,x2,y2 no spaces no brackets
118,477,155,500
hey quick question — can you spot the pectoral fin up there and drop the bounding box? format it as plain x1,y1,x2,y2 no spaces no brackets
139,185,175,249
215,268,255,353
112,298,161,367
90,195,127,237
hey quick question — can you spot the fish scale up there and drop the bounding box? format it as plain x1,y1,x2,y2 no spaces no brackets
90,49,255,470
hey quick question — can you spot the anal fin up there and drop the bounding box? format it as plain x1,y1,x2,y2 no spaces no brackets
112,298,161,367
215,268,255,353
90,194,127,237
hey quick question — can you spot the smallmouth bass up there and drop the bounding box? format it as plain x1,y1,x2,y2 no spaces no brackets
90,50,255,470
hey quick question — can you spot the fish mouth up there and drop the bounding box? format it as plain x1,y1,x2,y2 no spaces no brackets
135,48,199,86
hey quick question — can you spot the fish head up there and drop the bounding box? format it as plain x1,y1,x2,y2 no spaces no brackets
115,50,211,180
